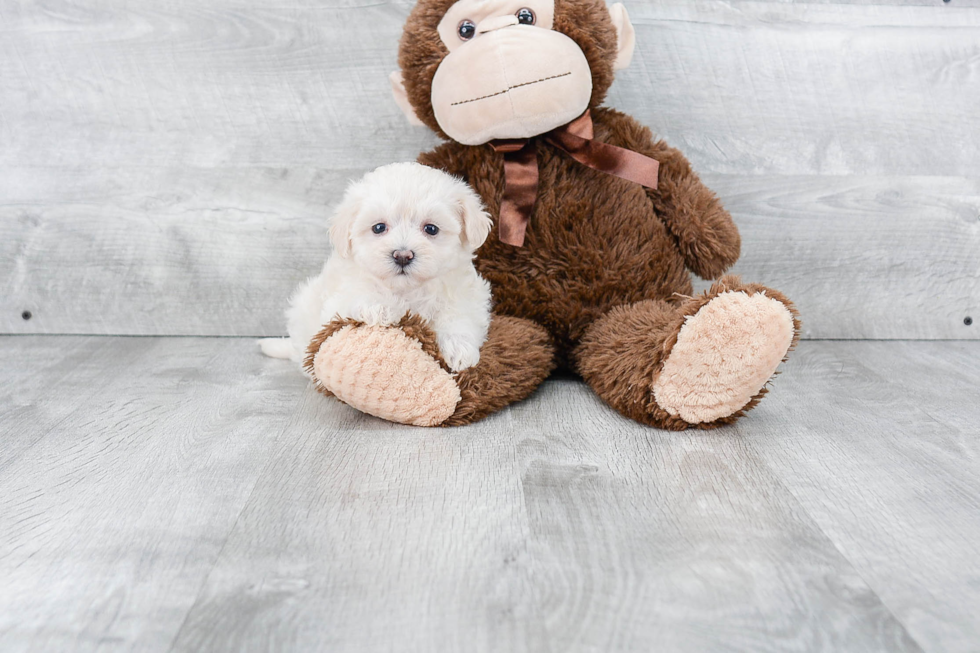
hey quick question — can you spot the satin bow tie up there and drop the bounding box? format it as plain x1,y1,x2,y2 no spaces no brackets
489,109,660,247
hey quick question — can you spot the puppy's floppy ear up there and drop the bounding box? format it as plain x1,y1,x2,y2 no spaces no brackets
455,183,493,250
329,188,361,258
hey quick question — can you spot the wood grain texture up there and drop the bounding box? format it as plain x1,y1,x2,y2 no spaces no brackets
0,335,152,474
2,0,977,175
742,340,980,652
3,169,977,338
3,2,979,649
0,0,437,170
613,1,980,177
146,348,922,653
2,1,979,338
701,175,980,339
2,337,978,650
0,336,307,651
0,166,340,336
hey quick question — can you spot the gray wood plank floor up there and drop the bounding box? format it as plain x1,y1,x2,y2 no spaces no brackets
1,336,978,652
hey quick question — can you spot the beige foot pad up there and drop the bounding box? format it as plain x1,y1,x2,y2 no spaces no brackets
311,325,460,427
652,291,795,424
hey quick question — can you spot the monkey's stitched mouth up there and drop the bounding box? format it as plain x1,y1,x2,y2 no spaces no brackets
451,71,572,107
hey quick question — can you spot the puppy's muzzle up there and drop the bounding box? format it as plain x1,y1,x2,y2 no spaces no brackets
392,249,415,269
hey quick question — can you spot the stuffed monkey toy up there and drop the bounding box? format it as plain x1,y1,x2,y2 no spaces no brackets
304,0,800,428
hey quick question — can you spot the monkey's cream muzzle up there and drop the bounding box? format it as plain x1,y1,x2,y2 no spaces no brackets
430,25,593,146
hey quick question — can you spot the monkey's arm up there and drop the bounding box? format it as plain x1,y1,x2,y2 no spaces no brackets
599,109,740,280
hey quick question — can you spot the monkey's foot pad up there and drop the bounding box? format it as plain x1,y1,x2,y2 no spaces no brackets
653,290,796,424
310,324,460,427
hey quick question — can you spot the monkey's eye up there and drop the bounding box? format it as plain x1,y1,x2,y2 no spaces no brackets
516,8,535,25
457,20,476,40
371,223,387,235
423,224,440,236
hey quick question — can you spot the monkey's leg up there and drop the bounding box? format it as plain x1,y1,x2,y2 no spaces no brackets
306,314,555,427
575,277,800,430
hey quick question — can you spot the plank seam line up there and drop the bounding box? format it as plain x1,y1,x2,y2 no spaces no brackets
2,334,978,343
163,408,300,653
740,437,930,653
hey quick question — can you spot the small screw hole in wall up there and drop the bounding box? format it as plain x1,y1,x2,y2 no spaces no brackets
966,317,974,326
22,310,33,321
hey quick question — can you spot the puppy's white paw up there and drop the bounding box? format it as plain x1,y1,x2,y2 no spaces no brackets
438,334,481,372
353,304,395,326
259,337,295,360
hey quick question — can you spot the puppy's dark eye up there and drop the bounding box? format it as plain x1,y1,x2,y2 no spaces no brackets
423,224,440,236
457,20,476,40
516,8,535,25
372,223,387,235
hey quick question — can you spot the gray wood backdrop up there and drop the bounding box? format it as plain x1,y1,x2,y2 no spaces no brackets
1,0,979,339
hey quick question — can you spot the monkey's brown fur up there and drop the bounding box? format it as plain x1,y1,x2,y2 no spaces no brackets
305,314,557,427
310,0,799,428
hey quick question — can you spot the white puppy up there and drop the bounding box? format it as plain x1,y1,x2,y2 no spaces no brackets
260,162,493,372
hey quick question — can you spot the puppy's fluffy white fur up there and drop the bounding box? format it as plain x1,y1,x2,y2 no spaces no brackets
260,162,493,373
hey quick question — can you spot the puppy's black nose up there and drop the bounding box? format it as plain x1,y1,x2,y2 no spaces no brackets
392,249,415,268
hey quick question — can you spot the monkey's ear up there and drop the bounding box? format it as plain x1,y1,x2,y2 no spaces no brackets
608,3,636,71
389,71,425,127
455,184,493,250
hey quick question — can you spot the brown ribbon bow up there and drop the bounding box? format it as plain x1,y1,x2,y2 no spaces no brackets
489,109,660,247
